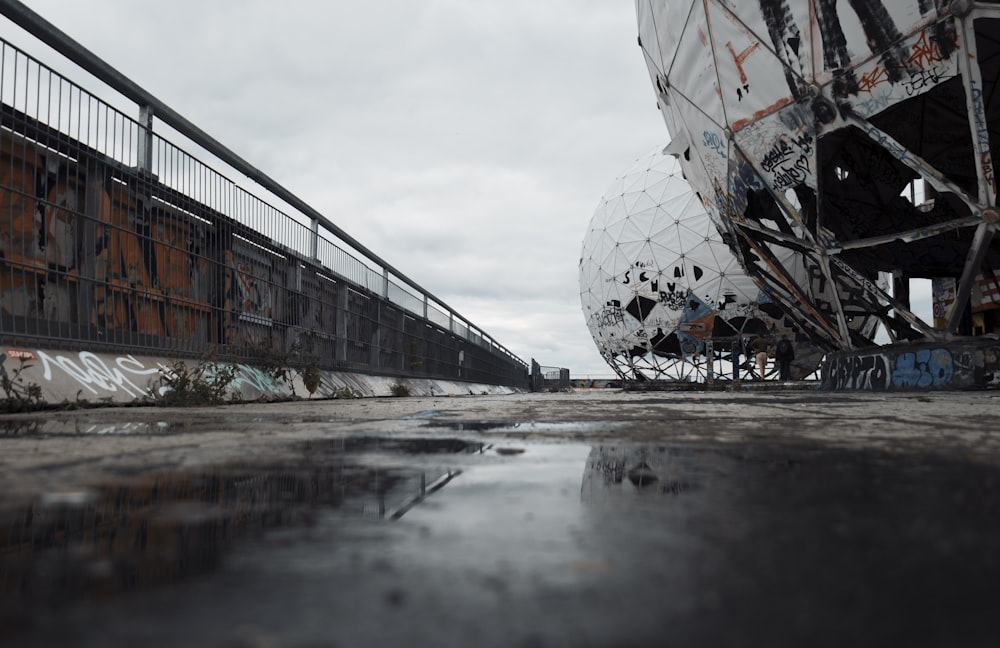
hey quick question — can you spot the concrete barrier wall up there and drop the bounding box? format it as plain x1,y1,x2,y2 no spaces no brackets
821,339,1000,391
0,346,517,408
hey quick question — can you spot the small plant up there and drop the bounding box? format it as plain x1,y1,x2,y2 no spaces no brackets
247,340,297,397
301,358,322,397
155,358,237,406
249,337,323,399
0,356,43,412
332,386,361,399
390,382,411,397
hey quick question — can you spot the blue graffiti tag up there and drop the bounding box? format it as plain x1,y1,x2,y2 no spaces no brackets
891,349,953,388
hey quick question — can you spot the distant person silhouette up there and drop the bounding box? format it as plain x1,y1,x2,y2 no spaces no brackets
749,335,771,380
775,334,795,381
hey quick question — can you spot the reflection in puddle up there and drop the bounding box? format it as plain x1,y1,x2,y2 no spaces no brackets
0,419,177,437
404,409,445,418
582,445,699,500
0,418,42,436
312,436,488,455
424,420,622,434
423,419,520,432
81,421,174,435
7,436,1000,646
0,436,481,634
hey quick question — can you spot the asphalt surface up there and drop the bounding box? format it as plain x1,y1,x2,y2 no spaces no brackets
2,388,1000,647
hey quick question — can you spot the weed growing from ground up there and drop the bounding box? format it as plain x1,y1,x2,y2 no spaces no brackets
0,357,43,412
155,359,238,406
248,338,323,398
332,386,362,399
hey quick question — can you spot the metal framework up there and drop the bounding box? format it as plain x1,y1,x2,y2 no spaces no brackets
636,1,1000,352
0,1,528,389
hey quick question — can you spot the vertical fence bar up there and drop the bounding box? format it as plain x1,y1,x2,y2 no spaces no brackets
137,104,152,174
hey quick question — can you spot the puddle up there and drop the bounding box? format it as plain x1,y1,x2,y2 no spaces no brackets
423,420,623,434
0,438,724,636
582,445,701,496
0,419,180,437
0,436,480,634
7,437,1000,647
404,409,448,419
423,419,520,432
306,436,488,455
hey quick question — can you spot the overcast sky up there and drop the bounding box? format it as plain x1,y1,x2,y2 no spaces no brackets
4,0,669,377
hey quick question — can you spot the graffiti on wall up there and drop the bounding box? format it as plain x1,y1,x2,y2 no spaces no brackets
1,348,287,401
824,346,961,390
891,348,954,388
0,128,337,353
0,134,215,337
224,248,275,346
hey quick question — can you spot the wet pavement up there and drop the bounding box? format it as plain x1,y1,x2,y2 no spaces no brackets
2,389,1000,647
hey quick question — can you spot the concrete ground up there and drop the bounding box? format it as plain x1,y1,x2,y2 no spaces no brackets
2,388,1000,647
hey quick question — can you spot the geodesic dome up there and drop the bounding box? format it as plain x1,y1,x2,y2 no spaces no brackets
636,1,1000,349
579,147,821,381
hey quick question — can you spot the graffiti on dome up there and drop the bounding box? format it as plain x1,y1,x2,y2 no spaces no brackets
635,0,995,349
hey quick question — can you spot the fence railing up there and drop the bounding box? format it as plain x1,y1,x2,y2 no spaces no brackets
0,1,528,389
530,361,570,391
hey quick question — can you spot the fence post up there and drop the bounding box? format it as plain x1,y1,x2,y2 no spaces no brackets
138,104,154,173
371,300,380,370
336,282,348,365
310,218,319,262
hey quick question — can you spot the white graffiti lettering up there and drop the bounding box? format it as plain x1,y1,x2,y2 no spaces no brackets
37,350,161,398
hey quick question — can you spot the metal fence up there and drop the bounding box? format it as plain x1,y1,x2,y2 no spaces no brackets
530,361,570,391
0,2,528,389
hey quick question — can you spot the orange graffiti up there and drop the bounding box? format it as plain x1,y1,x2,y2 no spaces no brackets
856,65,892,94
731,95,795,131
726,40,760,84
856,27,959,96
92,180,165,337
908,27,954,70
0,135,44,319
151,211,211,339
